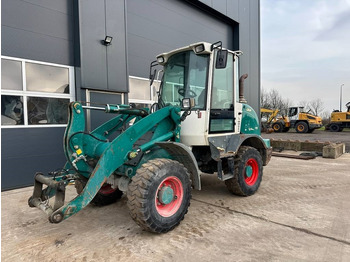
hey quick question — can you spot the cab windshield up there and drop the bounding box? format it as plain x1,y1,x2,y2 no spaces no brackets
159,51,209,109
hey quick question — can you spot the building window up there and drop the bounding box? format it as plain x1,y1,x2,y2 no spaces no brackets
1,59,23,91
1,57,75,127
128,76,159,107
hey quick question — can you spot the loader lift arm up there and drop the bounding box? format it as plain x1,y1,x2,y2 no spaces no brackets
29,102,182,223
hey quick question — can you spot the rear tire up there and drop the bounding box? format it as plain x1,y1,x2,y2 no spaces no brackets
127,159,191,233
295,122,309,133
225,146,263,196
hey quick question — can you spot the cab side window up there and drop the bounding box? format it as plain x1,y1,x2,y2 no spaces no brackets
211,53,234,110
209,52,234,133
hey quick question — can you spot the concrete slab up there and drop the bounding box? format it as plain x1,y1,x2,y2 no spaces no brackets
2,154,350,261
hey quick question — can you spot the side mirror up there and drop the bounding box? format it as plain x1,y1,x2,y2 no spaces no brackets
181,98,195,121
215,50,228,69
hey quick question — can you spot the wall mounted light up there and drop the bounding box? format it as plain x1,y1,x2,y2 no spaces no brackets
103,36,113,46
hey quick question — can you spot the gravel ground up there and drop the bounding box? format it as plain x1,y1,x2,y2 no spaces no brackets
261,128,350,152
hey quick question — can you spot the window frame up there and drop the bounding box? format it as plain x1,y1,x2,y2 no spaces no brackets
1,56,75,128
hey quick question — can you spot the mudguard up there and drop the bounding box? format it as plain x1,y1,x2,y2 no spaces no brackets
208,134,272,165
156,142,201,190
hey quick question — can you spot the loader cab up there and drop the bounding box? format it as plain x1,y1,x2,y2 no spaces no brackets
156,42,242,146
288,107,301,121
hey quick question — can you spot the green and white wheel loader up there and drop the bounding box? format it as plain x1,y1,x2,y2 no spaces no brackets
29,41,272,233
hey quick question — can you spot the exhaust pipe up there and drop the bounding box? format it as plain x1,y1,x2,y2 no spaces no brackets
239,74,248,103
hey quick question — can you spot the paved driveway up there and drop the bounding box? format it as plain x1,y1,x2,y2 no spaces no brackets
2,154,350,261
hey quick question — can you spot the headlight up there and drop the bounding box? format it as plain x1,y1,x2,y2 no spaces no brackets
194,44,205,53
157,56,164,63
182,98,191,109
182,98,195,109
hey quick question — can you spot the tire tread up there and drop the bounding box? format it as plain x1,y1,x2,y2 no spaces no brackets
127,158,192,233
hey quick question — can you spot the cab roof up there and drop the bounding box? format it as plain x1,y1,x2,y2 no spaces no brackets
156,42,242,66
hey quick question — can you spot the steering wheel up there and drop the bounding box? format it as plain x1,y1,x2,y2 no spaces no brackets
223,100,232,108
178,88,197,98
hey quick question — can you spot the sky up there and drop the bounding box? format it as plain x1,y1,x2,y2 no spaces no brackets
261,0,350,114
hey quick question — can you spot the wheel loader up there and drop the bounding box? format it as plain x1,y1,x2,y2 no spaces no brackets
29,41,272,233
288,107,322,133
260,108,290,133
261,107,322,133
325,102,350,132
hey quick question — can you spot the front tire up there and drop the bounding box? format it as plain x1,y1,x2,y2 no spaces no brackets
75,180,123,206
272,122,283,132
225,146,263,196
91,184,123,206
127,159,191,233
330,124,340,132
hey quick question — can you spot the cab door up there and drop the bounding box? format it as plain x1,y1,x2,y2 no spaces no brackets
209,52,235,133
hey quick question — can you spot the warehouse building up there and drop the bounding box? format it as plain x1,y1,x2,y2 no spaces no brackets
1,0,260,190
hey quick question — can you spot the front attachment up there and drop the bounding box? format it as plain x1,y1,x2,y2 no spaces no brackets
28,172,74,223
29,102,182,224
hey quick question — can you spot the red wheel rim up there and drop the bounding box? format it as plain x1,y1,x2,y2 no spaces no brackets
155,176,183,217
244,158,259,186
99,184,116,195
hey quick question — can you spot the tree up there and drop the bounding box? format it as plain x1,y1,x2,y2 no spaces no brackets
260,88,270,109
308,98,325,116
298,100,310,111
297,99,324,116
260,88,290,115
320,111,331,125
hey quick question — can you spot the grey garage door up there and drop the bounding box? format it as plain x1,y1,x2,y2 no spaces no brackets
127,0,235,78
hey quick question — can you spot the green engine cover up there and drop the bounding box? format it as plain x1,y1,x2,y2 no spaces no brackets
240,104,260,135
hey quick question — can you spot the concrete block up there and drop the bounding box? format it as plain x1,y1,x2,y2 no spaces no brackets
322,143,345,159
300,141,328,152
270,139,301,151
